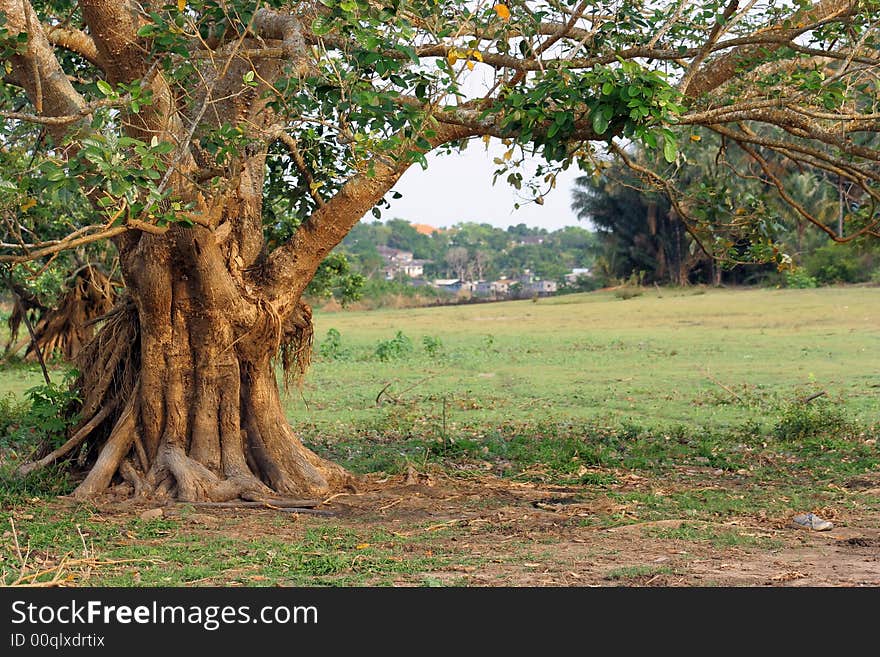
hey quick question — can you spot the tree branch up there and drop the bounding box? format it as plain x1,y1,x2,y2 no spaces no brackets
685,0,857,99
45,26,105,69
263,123,474,314
0,0,89,141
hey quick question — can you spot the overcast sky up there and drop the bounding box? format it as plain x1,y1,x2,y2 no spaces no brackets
377,141,591,232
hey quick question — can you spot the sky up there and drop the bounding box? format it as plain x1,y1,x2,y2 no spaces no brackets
378,141,591,232
359,57,595,233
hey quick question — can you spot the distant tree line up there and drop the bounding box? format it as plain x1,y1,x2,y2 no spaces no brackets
337,219,599,285
571,133,880,288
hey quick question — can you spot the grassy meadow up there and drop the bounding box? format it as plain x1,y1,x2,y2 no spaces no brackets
297,286,878,432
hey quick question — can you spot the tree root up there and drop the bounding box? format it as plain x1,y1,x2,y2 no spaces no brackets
161,446,274,502
15,400,116,478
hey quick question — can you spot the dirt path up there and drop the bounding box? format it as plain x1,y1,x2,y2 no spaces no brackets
311,473,880,586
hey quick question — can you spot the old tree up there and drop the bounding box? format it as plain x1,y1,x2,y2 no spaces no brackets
1,0,877,501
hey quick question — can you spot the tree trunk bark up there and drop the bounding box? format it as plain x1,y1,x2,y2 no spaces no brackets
68,220,351,502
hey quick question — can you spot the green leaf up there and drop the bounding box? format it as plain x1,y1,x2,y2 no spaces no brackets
592,110,610,136
96,80,114,96
311,16,334,35
663,138,677,163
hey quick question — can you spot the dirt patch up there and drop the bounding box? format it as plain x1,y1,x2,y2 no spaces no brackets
211,472,880,586
16,470,880,587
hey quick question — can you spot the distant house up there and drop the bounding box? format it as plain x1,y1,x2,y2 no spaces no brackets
433,278,462,292
527,280,557,295
377,246,429,279
565,267,592,285
490,280,510,296
518,236,545,246
401,259,428,278
377,245,413,263
474,280,492,297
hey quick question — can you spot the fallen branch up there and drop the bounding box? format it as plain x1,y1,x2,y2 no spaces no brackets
15,401,117,478
797,390,827,404
704,368,744,403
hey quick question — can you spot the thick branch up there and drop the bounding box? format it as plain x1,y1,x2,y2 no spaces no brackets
78,0,148,84
79,0,190,161
263,123,473,313
0,0,89,141
685,0,857,99
45,26,105,69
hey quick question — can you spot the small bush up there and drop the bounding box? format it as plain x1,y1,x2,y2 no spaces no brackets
422,335,444,358
773,398,851,441
6,382,82,450
783,267,818,289
317,328,349,361
375,331,414,361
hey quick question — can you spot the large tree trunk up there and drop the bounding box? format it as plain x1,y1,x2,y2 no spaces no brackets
63,217,351,502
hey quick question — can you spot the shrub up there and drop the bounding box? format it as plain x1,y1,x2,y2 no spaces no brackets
773,398,851,441
317,328,349,361
803,243,867,285
783,267,818,289
422,335,444,358
375,331,414,361
20,382,81,449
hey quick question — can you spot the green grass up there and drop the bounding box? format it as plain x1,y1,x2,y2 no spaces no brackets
0,506,463,586
605,564,674,581
294,287,879,433
643,522,785,549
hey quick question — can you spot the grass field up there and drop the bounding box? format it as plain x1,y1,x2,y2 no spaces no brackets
296,286,878,432
1,286,878,586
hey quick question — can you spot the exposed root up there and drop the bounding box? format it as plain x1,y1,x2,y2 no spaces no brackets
161,446,272,502
278,300,313,389
15,276,352,504
5,265,118,362
119,460,149,498
71,389,138,500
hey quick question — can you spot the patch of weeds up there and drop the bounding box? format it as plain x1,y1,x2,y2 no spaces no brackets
126,517,181,539
694,436,742,471
773,398,852,441
577,471,618,486
605,564,672,581
266,526,445,585
304,433,425,475
644,522,784,549
421,335,444,359
375,331,414,361
0,464,74,502
317,328,350,361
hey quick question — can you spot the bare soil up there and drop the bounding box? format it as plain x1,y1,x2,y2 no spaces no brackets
84,469,880,587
